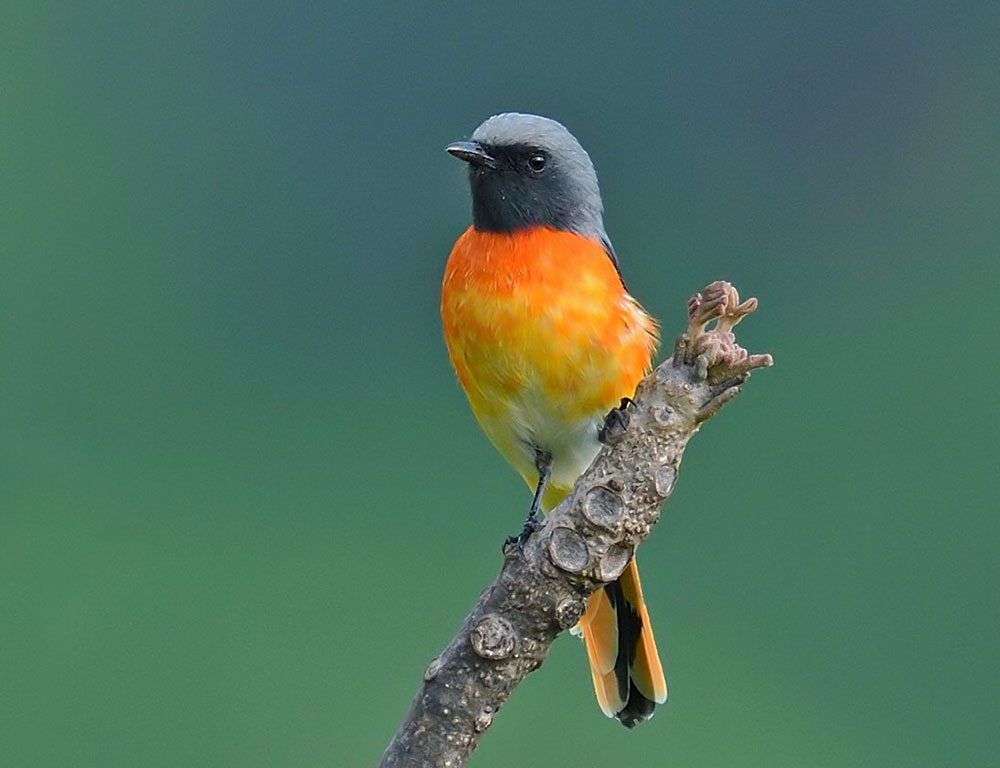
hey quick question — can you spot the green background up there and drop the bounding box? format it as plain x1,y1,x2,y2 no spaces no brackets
3,2,997,766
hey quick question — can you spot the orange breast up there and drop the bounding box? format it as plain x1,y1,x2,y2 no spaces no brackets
441,227,658,424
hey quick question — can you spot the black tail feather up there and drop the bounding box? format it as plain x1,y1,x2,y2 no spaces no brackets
604,581,658,728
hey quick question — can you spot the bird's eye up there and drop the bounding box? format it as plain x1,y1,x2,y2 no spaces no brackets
527,153,546,172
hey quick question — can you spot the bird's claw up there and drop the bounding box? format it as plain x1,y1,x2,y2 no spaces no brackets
502,513,541,556
598,397,635,446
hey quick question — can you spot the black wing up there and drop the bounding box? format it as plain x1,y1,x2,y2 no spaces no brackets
600,233,626,288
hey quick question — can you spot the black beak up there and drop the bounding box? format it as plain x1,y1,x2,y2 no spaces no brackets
446,141,497,169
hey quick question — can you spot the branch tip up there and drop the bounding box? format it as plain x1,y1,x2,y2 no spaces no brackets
696,385,741,423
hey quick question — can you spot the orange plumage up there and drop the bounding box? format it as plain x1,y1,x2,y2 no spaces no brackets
442,227,656,495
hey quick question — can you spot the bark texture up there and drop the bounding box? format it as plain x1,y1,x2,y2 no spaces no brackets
380,282,773,768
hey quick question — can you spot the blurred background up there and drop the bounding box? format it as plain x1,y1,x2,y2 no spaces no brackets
2,2,997,766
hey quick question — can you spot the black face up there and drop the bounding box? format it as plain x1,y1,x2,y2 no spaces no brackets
465,142,582,233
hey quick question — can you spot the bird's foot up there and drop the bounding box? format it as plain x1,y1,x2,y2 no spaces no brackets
502,509,542,556
598,397,635,446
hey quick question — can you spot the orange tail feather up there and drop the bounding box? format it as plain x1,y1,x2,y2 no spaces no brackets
579,558,667,727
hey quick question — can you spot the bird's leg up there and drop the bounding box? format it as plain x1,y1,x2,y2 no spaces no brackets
504,449,553,553
526,449,553,530
598,397,635,446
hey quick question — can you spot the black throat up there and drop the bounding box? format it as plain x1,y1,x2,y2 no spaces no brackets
467,142,593,235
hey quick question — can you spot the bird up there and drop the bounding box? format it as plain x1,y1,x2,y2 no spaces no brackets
440,112,667,727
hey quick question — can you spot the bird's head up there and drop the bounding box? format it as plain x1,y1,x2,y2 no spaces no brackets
446,113,605,238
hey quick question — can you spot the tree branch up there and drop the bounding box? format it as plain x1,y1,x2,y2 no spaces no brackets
380,281,773,768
